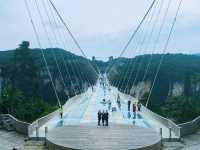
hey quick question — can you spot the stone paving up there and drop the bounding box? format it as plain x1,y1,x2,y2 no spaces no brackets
46,124,161,150
24,140,47,150
1,128,200,150
0,129,25,150
0,129,48,150
163,129,200,150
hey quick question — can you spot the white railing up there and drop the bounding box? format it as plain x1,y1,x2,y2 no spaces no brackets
0,114,30,135
112,87,181,138
141,106,181,138
179,116,200,136
28,88,92,137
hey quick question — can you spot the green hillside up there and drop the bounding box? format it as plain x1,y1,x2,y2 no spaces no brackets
0,41,98,122
107,54,200,123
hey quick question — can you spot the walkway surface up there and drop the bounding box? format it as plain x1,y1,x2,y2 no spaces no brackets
34,78,177,139
1,77,200,149
46,124,161,150
0,129,25,150
163,129,200,150
1,128,200,150
80,85,127,124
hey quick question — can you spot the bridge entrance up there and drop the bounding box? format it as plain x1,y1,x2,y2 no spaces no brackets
46,124,161,150
31,76,163,150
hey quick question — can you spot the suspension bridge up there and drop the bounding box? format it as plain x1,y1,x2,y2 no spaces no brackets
22,0,184,149
28,75,179,150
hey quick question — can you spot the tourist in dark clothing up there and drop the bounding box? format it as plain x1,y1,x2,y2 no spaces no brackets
105,110,109,126
117,94,121,109
137,102,141,112
117,99,121,109
92,86,94,92
128,100,131,111
97,110,102,126
133,103,136,119
108,99,112,110
102,110,105,126
60,106,63,119
117,94,120,101
127,112,131,119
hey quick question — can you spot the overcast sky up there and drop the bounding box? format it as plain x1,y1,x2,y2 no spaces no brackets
0,0,199,60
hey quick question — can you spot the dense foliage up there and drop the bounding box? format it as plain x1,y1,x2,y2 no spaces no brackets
0,41,98,122
1,43,200,124
161,96,200,123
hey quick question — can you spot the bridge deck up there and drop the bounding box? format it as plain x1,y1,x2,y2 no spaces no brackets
46,124,161,150
33,79,177,139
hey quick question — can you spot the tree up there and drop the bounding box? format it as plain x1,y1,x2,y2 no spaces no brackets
0,85,24,115
12,41,40,98
184,72,192,97
161,96,200,123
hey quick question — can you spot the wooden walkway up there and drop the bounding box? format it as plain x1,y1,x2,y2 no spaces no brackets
46,124,161,150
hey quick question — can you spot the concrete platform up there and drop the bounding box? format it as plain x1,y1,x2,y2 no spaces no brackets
0,129,25,150
46,124,161,150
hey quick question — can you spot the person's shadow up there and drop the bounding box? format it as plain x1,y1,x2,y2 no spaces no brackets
127,112,131,119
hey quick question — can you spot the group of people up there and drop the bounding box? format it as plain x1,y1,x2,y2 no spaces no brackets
128,100,142,119
97,110,109,126
129,101,141,112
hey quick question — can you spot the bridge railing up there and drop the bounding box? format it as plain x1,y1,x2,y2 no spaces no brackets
112,87,181,138
179,116,200,137
0,114,30,135
141,106,181,138
28,88,92,137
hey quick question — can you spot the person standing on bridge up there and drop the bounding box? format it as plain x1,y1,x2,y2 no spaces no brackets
105,110,109,126
60,106,63,119
108,99,112,110
128,100,131,111
137,102,141,112
102,110,105,126
92,86,94,92
97,110,102,126
132,103,136,119
117,96,121,109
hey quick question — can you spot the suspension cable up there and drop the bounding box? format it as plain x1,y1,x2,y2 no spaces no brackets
141,0,166,83
46,0,94,89
146,0,183,107
35,0,80,98
48,0,98,91
117,0,160,92
24,0,61,107
45,0,78,95
106,0,157,75
40,0,74,98
126,0,162,95
48,0,100,77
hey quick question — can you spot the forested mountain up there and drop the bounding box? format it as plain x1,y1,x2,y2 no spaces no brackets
92,60,109,74
1,42,200,124
107,54,200,123
0,41,98,122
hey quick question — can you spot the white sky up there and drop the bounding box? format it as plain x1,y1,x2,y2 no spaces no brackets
0,0,200,59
